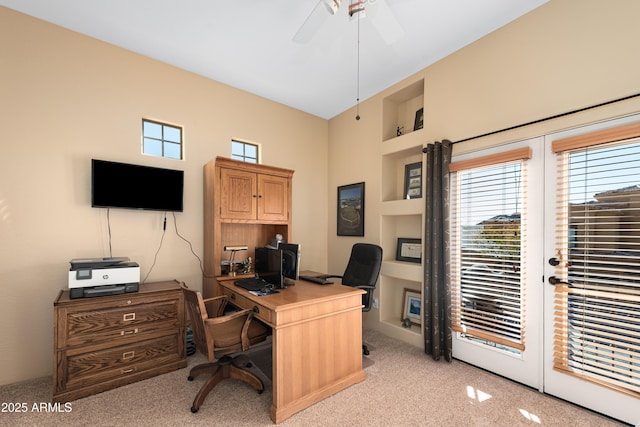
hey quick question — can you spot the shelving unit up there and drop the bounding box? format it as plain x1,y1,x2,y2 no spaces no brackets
203,157,294,298
378,78,425,348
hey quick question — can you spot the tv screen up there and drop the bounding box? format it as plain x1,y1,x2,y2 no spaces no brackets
91,159,184,212
280,243,300,280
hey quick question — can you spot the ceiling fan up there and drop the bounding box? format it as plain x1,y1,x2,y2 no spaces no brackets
293,0,405,45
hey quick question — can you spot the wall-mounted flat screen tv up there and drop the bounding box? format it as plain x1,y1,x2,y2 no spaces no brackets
91,159,184,212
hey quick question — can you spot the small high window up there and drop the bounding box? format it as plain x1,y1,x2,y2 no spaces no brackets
142,119,183,160
231,140,259,163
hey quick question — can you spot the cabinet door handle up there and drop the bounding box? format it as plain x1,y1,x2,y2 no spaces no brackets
120,328,138,336
123,313,136,321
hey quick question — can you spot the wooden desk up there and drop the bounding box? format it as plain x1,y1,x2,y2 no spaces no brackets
217,272,366,423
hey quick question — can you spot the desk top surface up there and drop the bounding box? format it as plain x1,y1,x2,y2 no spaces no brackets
218,271,364,312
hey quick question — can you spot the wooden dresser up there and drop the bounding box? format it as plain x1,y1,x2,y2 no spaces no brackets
53,280,186,403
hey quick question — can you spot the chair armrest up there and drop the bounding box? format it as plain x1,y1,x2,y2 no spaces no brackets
202,295,228,317
354,285,376,291
206,308,252,324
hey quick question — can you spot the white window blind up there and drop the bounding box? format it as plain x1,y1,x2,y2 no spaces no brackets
450,148,530,351
553,127,640,397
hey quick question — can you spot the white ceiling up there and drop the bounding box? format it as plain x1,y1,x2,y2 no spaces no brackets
1,0,548,119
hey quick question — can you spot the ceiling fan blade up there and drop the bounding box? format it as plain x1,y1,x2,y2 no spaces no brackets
293,1,331,44
370,0,405,45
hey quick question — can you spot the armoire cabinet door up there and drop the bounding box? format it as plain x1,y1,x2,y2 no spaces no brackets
257,173,288,221
220,168,257,220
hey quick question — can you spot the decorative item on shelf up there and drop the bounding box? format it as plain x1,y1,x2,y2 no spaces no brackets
396,125,404,136
404,161,422,199
242,257,252,274
413,107,424,131
402,288,422,327
223,245,248,276
396,238,421,263
337,182,365,236
402,317,412,328
267,234,285,249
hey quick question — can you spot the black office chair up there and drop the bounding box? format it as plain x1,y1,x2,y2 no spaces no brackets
326,243,383,355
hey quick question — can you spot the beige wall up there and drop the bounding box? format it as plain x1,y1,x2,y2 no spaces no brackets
0,7,329,385
3,0,640,386
327,0,640,331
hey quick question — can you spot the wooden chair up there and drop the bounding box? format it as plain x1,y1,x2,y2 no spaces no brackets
182,285,270,413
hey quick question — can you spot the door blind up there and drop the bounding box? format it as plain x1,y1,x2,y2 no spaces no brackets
553,132,640,397
450,149,530,351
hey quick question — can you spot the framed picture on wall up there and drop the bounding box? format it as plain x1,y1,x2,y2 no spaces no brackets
413,107,424,131
402,288,422,327
337,182,365,236
404,162,422,199
396,238,421,263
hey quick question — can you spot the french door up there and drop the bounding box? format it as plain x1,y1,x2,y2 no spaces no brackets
451,137,544,388
543,115,640,426
451,114,640,425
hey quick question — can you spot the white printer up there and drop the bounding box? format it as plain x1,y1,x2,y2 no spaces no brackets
68,257,140,299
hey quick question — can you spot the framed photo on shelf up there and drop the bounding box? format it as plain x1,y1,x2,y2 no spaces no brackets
413,107,424,131
396,238,421,263
404,162,422,199
337,182,365,236
402,288,422,327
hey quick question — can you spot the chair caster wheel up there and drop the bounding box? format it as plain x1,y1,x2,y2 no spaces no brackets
187,375,194,381
246,362,253,368
363,348,370,356
258,389,264,395
191,406,199,413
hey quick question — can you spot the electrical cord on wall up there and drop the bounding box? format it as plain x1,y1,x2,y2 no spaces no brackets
106,208,113,258
142,212,215,283
142,212,167,284
171,212,215,278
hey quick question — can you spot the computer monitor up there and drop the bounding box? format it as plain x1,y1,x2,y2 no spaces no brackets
254,247,284,288
280,243,300,281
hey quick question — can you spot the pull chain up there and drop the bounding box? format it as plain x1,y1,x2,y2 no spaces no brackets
355,7,361,120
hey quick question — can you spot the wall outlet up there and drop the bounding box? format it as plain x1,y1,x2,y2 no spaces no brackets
372,297,379,309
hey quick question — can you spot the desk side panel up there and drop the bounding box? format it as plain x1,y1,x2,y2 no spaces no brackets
271,293,365,422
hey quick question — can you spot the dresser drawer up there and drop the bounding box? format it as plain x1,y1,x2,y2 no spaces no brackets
63,300,180,347
223,289,273,325
61,333,181,391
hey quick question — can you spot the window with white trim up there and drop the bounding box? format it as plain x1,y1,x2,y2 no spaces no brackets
450,148,531,352
232,140,258,163
142,119,183,159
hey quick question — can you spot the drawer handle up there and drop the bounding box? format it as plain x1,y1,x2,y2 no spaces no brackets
252,306,260,314
123,313,136,321
122,351,135,360
230,293,236,300
121,367,136,374
121,328,138,336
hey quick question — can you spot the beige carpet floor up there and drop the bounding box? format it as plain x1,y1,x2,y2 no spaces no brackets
0,329,627,426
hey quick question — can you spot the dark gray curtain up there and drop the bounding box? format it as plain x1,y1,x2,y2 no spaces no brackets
423,140,452,362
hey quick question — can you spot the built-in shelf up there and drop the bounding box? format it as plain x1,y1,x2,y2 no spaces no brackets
377,77,425,349
381,146,424,202
382,79,424,142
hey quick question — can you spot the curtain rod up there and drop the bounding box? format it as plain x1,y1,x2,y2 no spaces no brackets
448,92,640,146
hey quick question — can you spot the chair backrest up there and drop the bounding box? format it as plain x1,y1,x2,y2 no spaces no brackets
182,287,215,359
341,243,383,311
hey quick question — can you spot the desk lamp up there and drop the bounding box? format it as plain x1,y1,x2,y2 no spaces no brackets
224,245,248,276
